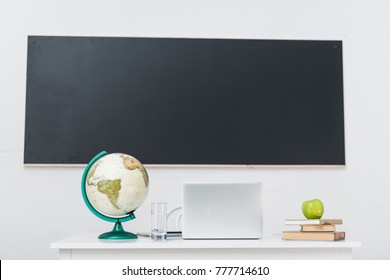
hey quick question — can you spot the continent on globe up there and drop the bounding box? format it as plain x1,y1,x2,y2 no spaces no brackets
86,163,98,182
97,179,121,209
123,156,149,185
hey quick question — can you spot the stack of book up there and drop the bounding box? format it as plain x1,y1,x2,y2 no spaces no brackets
282,219,345,241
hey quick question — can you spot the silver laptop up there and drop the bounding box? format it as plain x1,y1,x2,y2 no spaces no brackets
182,182,263,239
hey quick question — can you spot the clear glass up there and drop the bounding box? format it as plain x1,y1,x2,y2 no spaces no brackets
151,202,167,240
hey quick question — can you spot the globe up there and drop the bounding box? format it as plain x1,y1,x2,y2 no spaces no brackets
81,151,149,239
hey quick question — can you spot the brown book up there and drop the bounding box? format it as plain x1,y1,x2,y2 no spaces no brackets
282,231,345,241
300,224,336,232
285,219,343,226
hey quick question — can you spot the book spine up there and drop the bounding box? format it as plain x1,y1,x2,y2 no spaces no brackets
282,232,345,241
300,225,336,232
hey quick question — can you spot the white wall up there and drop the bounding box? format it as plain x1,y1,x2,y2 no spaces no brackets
1,0,389,259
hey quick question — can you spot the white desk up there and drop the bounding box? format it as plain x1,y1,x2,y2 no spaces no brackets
51,234,361,260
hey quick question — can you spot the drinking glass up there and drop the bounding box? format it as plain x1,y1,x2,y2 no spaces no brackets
151,203,167,240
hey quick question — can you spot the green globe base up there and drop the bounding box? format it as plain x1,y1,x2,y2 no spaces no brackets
98,220,138,240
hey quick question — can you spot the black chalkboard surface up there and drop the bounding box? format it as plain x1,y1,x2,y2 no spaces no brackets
24,36,344,165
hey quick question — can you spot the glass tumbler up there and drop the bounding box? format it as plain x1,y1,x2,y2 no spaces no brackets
151,202,167,240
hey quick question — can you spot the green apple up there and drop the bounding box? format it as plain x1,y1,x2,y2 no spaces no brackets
302,199,324,219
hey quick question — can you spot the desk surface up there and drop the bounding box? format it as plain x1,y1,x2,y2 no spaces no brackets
51,233,361,250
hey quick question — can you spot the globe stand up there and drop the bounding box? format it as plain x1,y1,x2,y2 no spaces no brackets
98,213,137,240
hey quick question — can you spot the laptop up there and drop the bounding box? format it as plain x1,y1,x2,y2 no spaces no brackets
182,182,263,239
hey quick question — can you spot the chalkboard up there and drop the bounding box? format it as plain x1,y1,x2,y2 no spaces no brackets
24,36,345,165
